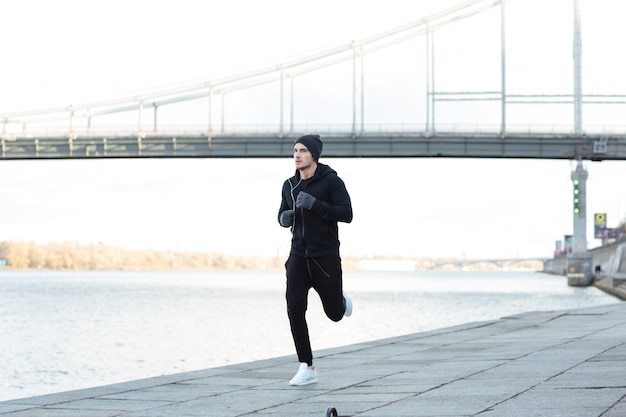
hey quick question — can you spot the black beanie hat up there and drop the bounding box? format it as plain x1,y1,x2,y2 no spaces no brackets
294,134,323,161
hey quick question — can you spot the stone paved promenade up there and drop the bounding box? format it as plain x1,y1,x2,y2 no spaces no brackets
2,302,626,417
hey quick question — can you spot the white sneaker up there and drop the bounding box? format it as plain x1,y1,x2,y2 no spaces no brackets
343,291,353,317
289,363,318,386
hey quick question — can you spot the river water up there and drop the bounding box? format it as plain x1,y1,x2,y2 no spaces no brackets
0,269,619,401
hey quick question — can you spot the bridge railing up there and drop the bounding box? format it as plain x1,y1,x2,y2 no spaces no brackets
3,123,626,141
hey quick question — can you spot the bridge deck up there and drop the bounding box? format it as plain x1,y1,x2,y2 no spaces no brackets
2,132,626,160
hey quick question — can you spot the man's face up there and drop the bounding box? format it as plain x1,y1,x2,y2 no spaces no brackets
293,143,314,170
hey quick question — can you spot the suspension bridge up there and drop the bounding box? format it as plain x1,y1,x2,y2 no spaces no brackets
1,0,626,161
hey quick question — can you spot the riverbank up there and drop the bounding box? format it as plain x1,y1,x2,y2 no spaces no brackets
0,241,545,272
594,274,626,300
2,302,625,416
543,240,626,297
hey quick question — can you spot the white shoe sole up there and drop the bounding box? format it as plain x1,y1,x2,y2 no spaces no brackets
343,292,353,317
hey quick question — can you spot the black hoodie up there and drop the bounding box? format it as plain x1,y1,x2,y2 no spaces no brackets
278,163,353,257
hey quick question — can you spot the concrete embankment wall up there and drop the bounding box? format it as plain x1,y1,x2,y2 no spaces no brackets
543,240,626,298
543,241,626,276
543,256,568,276
590,241,626,274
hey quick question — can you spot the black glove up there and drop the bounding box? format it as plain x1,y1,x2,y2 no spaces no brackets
295,192,316,210
279,210,295,227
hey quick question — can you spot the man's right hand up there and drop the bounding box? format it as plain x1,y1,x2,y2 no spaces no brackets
279,210,295,227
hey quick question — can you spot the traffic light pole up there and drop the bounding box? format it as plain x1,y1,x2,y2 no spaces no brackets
567,160,593,286
567,2,592,286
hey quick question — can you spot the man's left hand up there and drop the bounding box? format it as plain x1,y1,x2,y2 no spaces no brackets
295,192,316,210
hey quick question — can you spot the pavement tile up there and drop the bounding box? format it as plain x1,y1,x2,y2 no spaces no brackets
44,398,173,412
544,362,626,388
0,410,122,417
602,398,626,417
0,404,37,415
478,408,608,417
490,387,625,411
356,394,489,416
96,383,224,402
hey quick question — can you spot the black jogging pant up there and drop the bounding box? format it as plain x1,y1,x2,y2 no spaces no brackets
285,254,345,366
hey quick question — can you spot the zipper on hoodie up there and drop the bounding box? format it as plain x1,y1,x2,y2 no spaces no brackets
300,193,307,256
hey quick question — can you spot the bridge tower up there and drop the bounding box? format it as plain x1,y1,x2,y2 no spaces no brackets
567,160,592,286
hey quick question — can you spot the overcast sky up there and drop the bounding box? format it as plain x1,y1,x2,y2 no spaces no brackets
0,0,625,259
